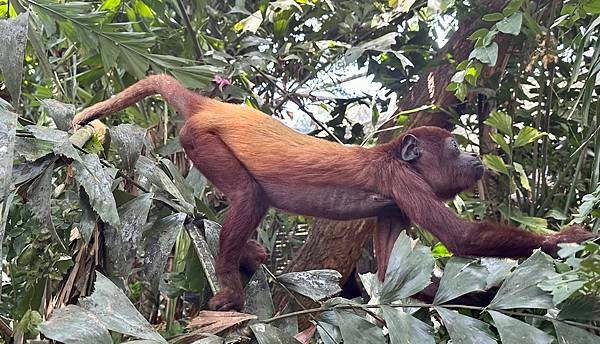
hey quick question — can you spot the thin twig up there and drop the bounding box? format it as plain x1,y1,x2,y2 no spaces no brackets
252,67,343,144
262,302,600,332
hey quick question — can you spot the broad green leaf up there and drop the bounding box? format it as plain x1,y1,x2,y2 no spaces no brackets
0,110,16,282
79,273,167,343
480,258,517,289
496,12,523,35
489,311,553,344
514,126,546,147
142,213,186,290
434,258,488,304
250,323,298,344
244,267,274,321
0,110,17,198
40,99,75,131
381,232,434,303
513,162,531,191
99,36,120,69
277,270,342,302
234,10,263,33
119,48,150,79
335,310,386,344
554,321,600,344
484,111,513,136
135,156,194,213
0,13,28,108
539,271,584,305
110,124,146,172
39,305,112,344
469,42,498,65
381,305,434,344
482,154,509,175
490,133,511,156
558,295,600,321
436,307,497,344
489,251,557,310
73,154,120,227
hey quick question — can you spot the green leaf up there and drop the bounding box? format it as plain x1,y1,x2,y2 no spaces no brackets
434,258,488,304
482,12,504,21
489,311,553,344
99,36,120,70
345,32,399,63
514,126,546,147
110,124,146,172
380,232,434,303
244,267,274,321
480,258,517,289
40,99,76,131
250,323,299,344
119,48,149,79
381,305,434,344
489,251,557,310
502,0,523,16
554,320,600,344
335,310,386,344
496,12,523,35
142,213,186,290
39,305,112,344
436,307,497,344
103,193,153,277
73,154,120,227
490,133,511,156
0,13,28,108
469,42,499,66
277,270,342,302
468,28,489,41
234,10,263,33
134,0,154,19
539,271,584,305
484,111,513,136
483,154,509,175
513,162,531,191
79,273,167,343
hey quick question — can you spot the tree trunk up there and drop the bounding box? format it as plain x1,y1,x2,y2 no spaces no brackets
275,0,526,310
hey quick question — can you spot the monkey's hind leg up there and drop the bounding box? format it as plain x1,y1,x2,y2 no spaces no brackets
181,126,267,311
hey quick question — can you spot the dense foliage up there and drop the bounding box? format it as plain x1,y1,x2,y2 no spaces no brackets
0,0,599,343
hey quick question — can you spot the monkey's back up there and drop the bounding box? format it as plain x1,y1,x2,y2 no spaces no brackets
187,99,374,188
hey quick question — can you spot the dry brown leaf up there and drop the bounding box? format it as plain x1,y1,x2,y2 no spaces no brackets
294,323,316,344
188,311,257,334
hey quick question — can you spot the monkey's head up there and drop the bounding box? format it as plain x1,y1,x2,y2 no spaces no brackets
395,126,484,200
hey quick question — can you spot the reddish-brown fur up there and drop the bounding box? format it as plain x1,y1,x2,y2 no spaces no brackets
73,75,596,311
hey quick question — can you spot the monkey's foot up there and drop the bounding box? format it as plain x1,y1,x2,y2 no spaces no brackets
208,287,245,311
240,240,268,274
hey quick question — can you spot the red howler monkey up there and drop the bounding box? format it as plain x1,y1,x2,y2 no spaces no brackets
72,74,596,311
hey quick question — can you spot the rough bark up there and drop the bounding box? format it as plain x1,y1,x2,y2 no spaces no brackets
275,0,525,310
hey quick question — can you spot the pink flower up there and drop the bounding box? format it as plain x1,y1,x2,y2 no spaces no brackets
213,75,231,90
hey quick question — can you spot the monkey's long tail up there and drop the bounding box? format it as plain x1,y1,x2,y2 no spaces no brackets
72,74,203,127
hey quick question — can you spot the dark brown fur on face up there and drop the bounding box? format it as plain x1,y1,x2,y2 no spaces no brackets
73,75,597,311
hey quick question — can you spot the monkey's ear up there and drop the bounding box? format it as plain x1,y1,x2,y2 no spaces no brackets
399,134,421,162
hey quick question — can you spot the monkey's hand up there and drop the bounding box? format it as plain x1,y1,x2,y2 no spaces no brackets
208,287,245,311
542,224,598,256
